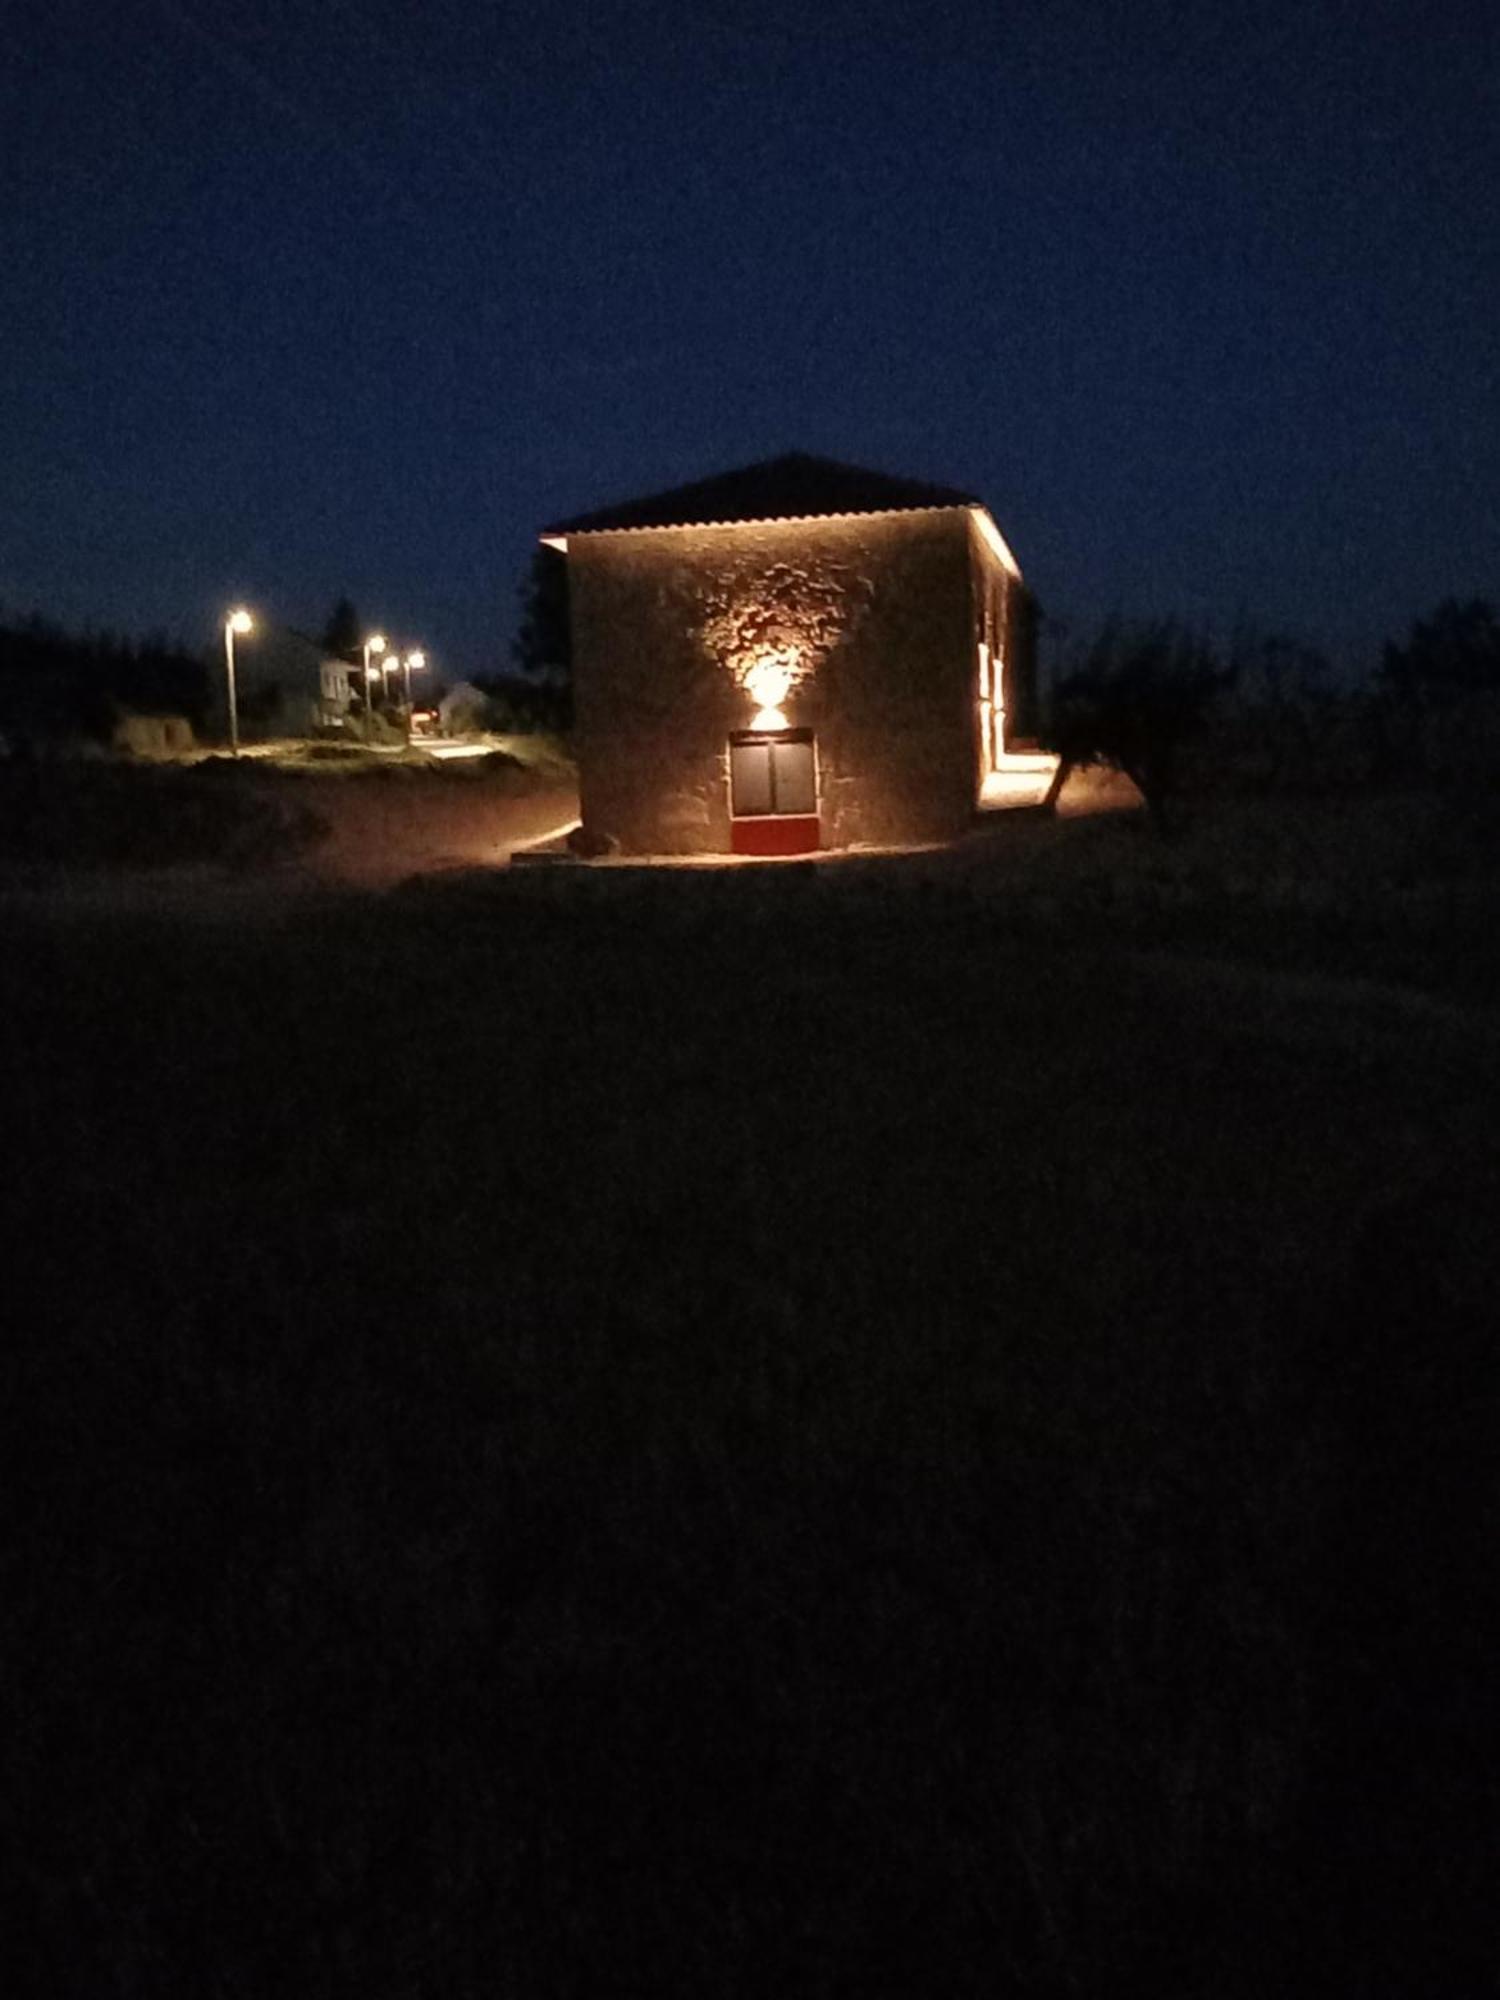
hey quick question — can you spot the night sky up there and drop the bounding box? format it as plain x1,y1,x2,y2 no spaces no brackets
4,0,1496,679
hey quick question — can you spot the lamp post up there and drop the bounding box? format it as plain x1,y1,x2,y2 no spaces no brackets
223,608,253,755
361,633,387,729
380,656,401,722
402,650,426,740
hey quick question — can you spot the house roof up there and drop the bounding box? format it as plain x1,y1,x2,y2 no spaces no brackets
540,452,983,538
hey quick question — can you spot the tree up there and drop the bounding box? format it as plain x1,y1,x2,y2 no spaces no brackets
320,597,363,662
511,549,571,683
1380,598,1500,706
1224,627,1334,794
0,613,208,746
1046,619,1233,829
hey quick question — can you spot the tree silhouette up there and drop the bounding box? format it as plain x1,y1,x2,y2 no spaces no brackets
320,598,363,662
511,550,571,682
1380,598,1500,705
1047,620,1233,828
0,613,207,744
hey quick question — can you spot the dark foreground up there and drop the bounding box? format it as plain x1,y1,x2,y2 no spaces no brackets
1,847,1495,1996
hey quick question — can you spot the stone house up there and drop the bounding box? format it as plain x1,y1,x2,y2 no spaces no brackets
541,452,1038,854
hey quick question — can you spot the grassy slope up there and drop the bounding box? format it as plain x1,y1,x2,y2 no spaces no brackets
0,741,579,882
1,804,1495,1995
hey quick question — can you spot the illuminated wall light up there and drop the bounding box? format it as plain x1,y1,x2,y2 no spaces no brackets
750,707,788,732
742,647,800,714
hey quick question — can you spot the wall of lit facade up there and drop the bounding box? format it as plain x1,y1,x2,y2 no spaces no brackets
565,506,1032,855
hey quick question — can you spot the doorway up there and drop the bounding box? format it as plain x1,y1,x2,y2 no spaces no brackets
728,727,820,854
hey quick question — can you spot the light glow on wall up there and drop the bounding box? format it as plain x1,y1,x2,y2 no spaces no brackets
979,756,1059,807
704,557,871,723
749,706,788,732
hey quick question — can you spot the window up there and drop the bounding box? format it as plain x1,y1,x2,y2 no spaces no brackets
978,638,1005,779
729,728,817,818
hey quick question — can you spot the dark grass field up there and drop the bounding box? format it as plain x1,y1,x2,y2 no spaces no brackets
2,821,1496,1995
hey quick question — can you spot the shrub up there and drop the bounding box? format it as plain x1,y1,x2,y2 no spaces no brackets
341,707,405,748
472,672,573,735
110,713,196,759
1380,598,1500,706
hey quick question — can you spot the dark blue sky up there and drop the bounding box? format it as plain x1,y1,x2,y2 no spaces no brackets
4,0,1496,679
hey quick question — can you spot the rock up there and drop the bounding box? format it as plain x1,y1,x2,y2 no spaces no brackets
566,823,619,858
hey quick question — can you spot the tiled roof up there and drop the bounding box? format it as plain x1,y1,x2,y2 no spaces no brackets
541,452,981,537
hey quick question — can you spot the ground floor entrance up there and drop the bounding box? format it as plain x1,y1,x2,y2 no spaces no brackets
728,727,820,855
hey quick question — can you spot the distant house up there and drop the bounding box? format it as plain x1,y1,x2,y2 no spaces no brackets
437,680,493,734
540,451,1037,855
317,657,358,725
218,626,357,739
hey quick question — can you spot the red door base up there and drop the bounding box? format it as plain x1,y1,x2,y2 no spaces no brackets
731,815,821,856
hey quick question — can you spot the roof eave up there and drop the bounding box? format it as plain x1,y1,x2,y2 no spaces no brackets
543,502,1022,583
538,500,980,547
970,505,1023,582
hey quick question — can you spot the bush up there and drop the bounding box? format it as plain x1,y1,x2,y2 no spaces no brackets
340,707,405,748
1381,598,1500,706
110,713,196,759
471,672,572,735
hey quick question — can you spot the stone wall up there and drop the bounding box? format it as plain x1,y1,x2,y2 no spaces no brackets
967,511,1039,752
566,508,982,853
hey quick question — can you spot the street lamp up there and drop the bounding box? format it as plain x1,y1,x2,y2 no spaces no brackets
380,656,402,719
361,632,387,727
402,649,426,738
223,608,253,755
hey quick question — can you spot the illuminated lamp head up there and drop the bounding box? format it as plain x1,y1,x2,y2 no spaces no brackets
743,646,800,732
